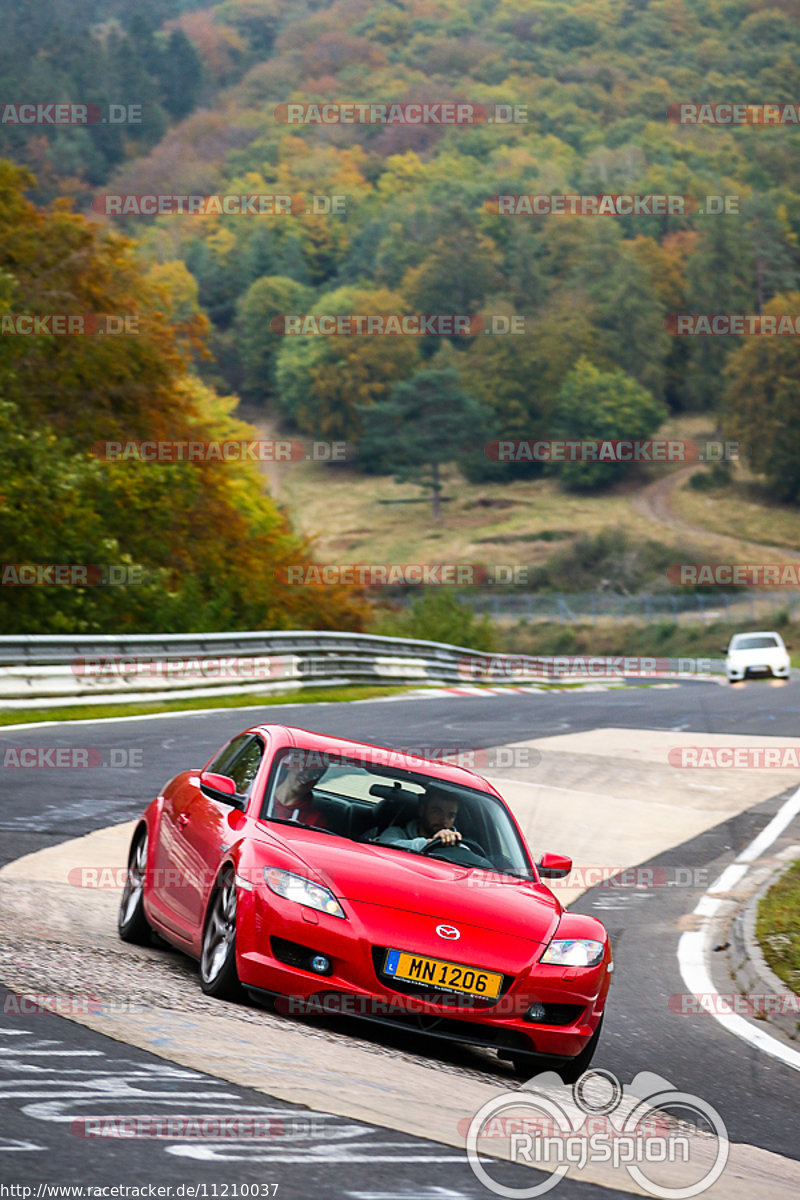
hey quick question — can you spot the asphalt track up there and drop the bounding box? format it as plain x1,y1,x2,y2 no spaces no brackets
2,678,800,1197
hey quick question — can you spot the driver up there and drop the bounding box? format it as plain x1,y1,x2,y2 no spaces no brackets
377,789,461,852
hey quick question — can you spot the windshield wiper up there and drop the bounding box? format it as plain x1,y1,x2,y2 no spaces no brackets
268,818,342,835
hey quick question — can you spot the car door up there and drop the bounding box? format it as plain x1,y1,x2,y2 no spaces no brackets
151,733,253,934
178,734,268,933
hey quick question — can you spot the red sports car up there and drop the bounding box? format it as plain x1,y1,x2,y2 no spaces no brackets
118,724,612,1079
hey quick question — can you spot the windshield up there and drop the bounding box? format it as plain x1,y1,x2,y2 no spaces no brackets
261,748,534,879
732,635,780,650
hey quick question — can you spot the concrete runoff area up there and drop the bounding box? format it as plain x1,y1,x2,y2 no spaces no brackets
2,726,800,1197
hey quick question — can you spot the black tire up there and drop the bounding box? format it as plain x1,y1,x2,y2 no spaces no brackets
199,870,243,1000
558,1015,604,1084
118,827,151,944
508,1051,541,1079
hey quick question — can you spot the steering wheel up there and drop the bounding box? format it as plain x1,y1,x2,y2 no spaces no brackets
422,835,487,857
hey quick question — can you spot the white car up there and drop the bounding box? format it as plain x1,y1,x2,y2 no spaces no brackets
725,631,791,683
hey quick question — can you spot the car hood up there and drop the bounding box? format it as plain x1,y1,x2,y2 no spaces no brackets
273,829,561,945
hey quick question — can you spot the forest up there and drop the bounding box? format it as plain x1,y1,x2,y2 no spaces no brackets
3,0,800,631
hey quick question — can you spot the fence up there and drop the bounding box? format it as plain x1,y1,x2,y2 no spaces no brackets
462,591,800,625
0,632,725,709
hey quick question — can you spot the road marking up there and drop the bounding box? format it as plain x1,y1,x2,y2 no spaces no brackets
677,784,800,1071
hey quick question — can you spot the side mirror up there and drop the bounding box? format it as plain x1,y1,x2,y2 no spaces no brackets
537,852,573,879
200,771,237,798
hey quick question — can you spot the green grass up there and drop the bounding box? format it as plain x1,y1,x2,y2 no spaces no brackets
756,860,800,995
674,473,800,552
0,685,411,727
494,614,798,663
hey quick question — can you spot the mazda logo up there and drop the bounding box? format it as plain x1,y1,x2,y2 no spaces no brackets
436,924,460,940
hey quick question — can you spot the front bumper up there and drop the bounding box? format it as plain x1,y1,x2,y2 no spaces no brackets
236,887,610,1059
727,661,790,680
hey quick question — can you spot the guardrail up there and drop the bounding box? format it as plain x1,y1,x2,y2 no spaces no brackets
0,633,726,709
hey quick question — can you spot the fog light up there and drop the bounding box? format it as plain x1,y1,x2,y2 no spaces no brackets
525,1002,547,1022
311,955,331,974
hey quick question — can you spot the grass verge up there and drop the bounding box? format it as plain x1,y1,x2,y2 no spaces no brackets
756,860,800,994
0,685,411,727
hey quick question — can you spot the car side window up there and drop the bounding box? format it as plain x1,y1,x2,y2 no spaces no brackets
208,734,251,777
226,737,265,798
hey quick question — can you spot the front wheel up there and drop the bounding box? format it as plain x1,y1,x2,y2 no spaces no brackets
118,828,151,944
200,871,242,1000
558,1014,604,1084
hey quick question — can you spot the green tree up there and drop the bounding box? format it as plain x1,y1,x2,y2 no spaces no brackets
722,292,800,502
236,275,315,405
371,591,495,652
358,368,489,518
551,358,667,490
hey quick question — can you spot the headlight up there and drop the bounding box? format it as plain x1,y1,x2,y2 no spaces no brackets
264,867,345,919
540,938,604,967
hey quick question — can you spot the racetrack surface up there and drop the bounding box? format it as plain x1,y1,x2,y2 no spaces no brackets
2,679,800,1196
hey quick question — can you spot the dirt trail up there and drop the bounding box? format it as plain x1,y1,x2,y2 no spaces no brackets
238,406,289,499
632,465,800,561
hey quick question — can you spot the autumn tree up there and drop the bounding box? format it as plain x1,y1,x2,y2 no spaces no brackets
274,284,420,440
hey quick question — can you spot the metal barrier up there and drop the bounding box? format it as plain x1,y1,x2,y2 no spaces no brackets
0,633,726,709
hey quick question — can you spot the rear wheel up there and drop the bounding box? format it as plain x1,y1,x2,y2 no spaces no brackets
200,871,242,1000
118,828,151,944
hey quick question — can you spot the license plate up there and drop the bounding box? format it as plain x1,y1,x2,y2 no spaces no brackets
383,949,502,999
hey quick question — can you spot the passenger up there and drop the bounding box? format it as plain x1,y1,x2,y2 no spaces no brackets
271,763,327,828
377,790,462,852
